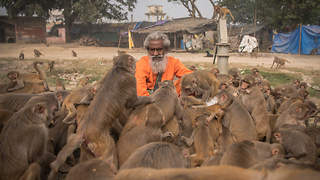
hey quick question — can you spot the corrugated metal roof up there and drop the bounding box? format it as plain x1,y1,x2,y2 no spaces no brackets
132,17,217,34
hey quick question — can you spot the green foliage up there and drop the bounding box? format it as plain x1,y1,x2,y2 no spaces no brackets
220,0,256,24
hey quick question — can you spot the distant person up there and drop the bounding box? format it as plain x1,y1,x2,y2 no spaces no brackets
135,31,193,96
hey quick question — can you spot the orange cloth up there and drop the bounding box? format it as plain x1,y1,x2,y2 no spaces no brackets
135,56,193,96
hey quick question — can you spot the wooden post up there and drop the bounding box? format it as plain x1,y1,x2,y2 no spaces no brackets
118,30,122,48
174,33,177,50
299,24,302,55
228,24,233,35
254,10,257,38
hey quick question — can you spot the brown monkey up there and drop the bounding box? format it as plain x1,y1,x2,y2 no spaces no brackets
310,47,318,55
213,6,235,20
118,80,181,167
56,77,66,90
190,65,196,71
252,141,285,161
117,105,172,168
217,90,259,142
274,102,310,130
33,49,44,57
299,82,308,90
19,50,24,60
201,155,222,166
117,50,127,55
77,76,90,87
250,52,258,58
239,74,271,142
120,142,189,170
181,70,220,102
274,125,317,163
60,86,99,124
46,61,55,72
0,96,57,180
7,61,48,92
228,68,242,87
0,90,68,113
276,94,304,115
180,115,216,167
271,56,290,69
292,79,300,90
251,68,264,83
274,84,298,102
217,74,239,96
48,54,154,180
219,140,260,168
210,68,219,77
72,50,77,57
257,80,271,94
161,115,180,144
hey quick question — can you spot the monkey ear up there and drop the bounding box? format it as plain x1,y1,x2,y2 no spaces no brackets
272,148,279,156
128,56,134,68
112,56,117,64
57,93,62,100
34,103,46,113
221,94,227,101
191,78,197,84
91,87,96,94
162,117,165,125
296,105,302,113
274,132,281,140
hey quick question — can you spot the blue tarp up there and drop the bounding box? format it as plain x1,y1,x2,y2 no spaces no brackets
271,25,320,55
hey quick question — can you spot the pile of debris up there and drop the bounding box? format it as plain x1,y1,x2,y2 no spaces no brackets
78,36,104,47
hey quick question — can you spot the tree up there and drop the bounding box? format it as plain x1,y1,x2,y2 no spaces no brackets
220,0,256,24
167,0,203,18
0,0,137,43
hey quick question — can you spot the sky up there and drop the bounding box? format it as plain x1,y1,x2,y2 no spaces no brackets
0,0,215,21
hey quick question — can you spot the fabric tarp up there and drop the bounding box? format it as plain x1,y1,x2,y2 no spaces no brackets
271,25,320,55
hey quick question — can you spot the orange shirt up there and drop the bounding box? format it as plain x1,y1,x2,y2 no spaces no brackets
135,56,193,96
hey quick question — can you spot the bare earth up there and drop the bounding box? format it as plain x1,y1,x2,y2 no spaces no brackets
0,43,319,70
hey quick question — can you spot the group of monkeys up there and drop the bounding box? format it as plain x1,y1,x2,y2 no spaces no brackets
0,53,319,180
19,49,77,60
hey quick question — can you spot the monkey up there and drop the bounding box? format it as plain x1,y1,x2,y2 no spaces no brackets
213,6,235,20
117,50,127,55
239,74,271,142
217,90,259,142
60,86,99,124
217,74,239,96
210,68,219,77
0,96,58,180
161,115,181,144
180,115,216,167
117,105,173,168
56,77,66,90
0,90,69,113
257,80,272,94
273,84,298,101
46,61,55,72
292,79,300,90
33,49,44,57
274,125,317,163
48,54,154,180
228,68,242,87
252,141,285,161
251,68,264,83
273,102,310,130
271,56,290,69
72,50,77,57
120,142,189,170
263,93,275,114
200,155,222,166
181,70,220,102
19,50,24,60
7,61,48,92
118,80,181,167
310,47,318,55
219,140,260,169
299,82,308,90
190,65,196,71
77,76,90,87
276,94,304,115
205,50,213,57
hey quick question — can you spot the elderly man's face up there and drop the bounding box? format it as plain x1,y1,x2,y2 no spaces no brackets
148,40,165,62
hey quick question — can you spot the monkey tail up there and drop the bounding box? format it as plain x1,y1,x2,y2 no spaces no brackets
285,60,290,64
33,61,47,80
229,11,235,20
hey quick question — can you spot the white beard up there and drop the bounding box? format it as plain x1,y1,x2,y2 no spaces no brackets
148,53,168,74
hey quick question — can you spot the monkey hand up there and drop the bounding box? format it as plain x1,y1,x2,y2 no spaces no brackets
65,119,76,125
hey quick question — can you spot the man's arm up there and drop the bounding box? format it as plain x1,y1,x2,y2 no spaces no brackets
135,59,151,96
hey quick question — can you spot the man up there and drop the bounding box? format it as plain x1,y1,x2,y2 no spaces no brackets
135,31,193,96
